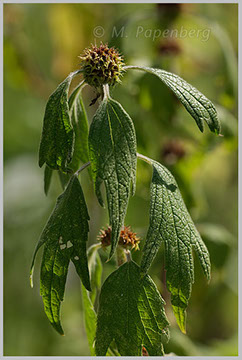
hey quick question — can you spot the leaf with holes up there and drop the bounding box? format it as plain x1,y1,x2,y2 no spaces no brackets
88,97,137,258
125,66,221,134
140,156,210,333
95,260,169,356
30,175,91,334
39,70,80,171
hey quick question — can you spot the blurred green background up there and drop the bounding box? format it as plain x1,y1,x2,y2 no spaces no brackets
4,3,238,356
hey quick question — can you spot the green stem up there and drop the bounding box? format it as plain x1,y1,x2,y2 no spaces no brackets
125,250,132,262
103,84,110,100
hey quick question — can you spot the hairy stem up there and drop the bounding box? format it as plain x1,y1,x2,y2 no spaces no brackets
125,250,132,262
103,84,110,100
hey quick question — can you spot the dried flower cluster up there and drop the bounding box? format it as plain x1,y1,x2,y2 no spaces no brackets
98,225,140,251
79,43,125,88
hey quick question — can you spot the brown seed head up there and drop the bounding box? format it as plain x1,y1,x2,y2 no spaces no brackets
79,43,125,88
98,225,140,251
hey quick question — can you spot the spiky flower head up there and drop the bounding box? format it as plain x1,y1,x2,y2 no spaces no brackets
98,225,140,251
79,43,125,88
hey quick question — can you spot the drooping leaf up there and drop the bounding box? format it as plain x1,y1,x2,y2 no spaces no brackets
140,155,210,333
88,97,137,258
69,85,89,172
95,260,169,356
44,165,53,196
30,175,91,334
39,70,80,171
125,66,221,134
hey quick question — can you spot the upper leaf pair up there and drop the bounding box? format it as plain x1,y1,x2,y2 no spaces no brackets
39,64,220,261
88,64,220,259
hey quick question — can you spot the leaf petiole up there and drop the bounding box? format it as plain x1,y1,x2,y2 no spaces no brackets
137,152,152,165
75,161,91,176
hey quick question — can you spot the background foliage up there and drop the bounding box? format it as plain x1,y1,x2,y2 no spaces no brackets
4,3,238,356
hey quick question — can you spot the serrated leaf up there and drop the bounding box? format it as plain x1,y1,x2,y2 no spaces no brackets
69,86,89,172
95,260,169,356
125,66,221,134
88,98,137,258
30,175,91,334
140,156,210,333
39,70,80,171
82,246,119,356
44,165,53,196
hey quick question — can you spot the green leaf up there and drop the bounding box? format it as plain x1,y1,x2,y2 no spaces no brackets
82,284,97,356
82,245,102,355
82,289,119,356
44,165,53,196
39,71,80,171
125,66,221,134
82,246,117,356
88,98,137,258
30,175,91,334
95,260,169,356
82,288,120,357
87,244,103,304
69,85,89,172
139,155,210,333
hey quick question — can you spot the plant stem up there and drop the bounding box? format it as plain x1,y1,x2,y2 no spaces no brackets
137,152,152,165
125,250,132,262
103,84,110,99
75,161,91,176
